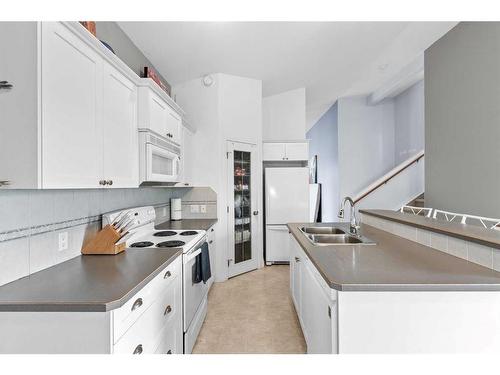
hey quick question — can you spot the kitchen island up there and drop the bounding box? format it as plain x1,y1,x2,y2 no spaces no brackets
287,221,500,353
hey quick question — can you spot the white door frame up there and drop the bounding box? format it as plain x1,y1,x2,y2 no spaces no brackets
226,140,261,278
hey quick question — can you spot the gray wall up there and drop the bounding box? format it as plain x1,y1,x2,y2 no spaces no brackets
95,22,168,83
337,96,395,200
394,80,425,164
306,103,339,221
425,22,500,217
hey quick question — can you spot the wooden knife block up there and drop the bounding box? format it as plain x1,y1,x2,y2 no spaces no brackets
81,224,126,255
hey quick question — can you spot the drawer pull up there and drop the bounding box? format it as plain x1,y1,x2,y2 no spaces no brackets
209,240,213,244
167,350,172,354
164,305,172,315
164,270,172,279
133,344,143,354
131,298,143,311
294,257,300,263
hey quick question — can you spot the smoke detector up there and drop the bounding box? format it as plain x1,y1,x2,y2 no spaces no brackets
202,75,214,87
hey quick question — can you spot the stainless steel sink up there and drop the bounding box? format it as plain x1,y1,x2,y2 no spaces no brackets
300,225,376,246
307,234,363,244
300,226,346,235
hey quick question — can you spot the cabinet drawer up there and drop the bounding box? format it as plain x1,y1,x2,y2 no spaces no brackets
113,256,181,342
154,320,182,354
113,274,181,354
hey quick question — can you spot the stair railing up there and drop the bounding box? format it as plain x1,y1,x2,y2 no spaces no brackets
352,150,424,205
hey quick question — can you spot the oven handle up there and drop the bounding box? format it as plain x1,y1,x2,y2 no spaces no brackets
184,236,207,263
185,248,202,263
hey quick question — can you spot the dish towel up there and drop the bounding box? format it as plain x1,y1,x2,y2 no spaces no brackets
193,242,211,284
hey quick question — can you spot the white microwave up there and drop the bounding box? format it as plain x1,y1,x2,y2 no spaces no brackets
139,130,181,185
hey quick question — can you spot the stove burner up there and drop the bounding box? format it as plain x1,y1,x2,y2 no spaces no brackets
130,241,154,248
180,231,198,236
153,231,177,237
156,240,186,248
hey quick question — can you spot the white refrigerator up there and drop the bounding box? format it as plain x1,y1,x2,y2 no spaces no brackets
265,167,310,264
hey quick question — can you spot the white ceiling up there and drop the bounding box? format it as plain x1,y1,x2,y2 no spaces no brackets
119,21,457,130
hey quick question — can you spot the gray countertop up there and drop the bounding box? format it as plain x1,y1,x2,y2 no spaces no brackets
0,248,182,312
287,222,500,292
360,209,500,249
155,218,217,232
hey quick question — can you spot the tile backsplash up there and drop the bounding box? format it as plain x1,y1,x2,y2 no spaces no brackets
0,187,217,286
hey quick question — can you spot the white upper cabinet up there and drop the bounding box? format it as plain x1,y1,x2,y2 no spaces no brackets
263,143,286,161
0,22,192,189
263,142,309,161
41,22,139,188
102,63,138,188
138,82,183,146
41,22,104,188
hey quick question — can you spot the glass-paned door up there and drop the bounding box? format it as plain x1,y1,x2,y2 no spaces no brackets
227,141,258,277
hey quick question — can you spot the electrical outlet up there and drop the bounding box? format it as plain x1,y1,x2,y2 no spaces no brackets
58,232,69,251
200,205,207,213
190,205,200,213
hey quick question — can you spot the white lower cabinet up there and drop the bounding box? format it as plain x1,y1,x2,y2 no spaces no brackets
289,233,337,354
113,257,183,354
0,256,183,354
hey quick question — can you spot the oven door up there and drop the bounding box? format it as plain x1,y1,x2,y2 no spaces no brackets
145,143,180,182
183,237,209,332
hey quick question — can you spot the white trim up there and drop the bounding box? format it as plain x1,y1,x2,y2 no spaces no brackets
400,205,433,218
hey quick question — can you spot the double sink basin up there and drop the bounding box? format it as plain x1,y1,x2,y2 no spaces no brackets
300,225,376,246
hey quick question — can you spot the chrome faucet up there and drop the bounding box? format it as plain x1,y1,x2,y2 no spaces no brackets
338,196,359,235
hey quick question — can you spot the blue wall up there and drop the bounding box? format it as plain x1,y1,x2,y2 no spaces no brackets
307,103,339,222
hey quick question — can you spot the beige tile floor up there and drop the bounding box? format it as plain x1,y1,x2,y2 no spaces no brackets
192,265,306,354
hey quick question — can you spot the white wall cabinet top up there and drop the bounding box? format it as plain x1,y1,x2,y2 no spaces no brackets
263,142,309,161
138,83,183,146
0,21,188,189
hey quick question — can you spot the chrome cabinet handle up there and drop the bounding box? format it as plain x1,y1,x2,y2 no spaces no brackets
164,270,171,279
131,298,143,311
167,350,172,354
209,240,213,244
133,344,143,354
164,305,172,315
211,228,214,232
0,180,11,187
253,211,259,215
294,257,300,263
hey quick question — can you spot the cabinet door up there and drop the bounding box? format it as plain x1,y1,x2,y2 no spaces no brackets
263,143,286,161
266,225,290,263
148,91,168,136
285,142,309,161
102,63,139,188
166,107,181,145
41,22,103,188
301,259,332,354
289,235,302,315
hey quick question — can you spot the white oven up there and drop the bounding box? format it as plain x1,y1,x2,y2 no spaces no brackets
183,235,209,353
139,130,181,184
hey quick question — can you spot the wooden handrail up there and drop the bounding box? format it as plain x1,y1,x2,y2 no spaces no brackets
353,151,424,204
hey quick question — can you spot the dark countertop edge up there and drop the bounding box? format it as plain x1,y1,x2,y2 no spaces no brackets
0,250,183,313
155,218,218,231
287,224,341,291
287,223,500,292
360,209,500,250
